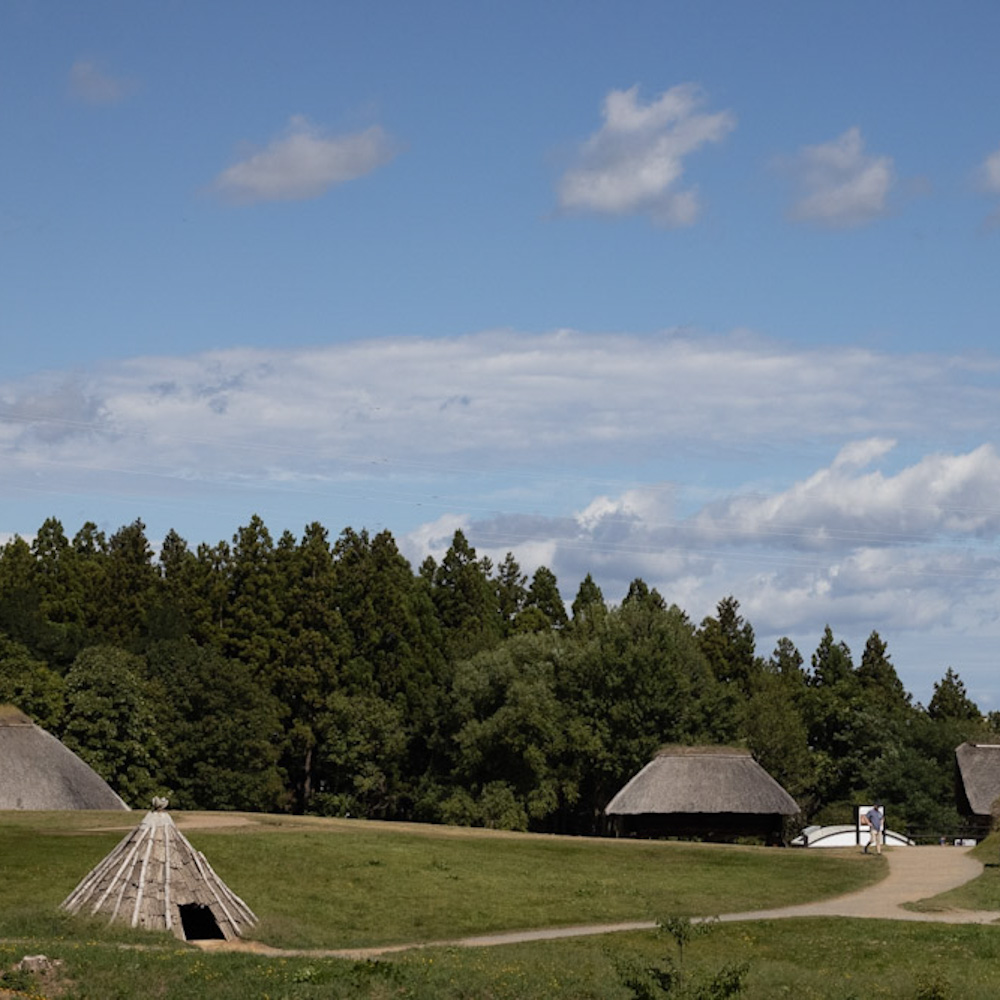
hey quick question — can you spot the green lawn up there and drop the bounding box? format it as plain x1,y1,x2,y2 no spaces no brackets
904,836,1000,915
2,812,998,999
0,810,879,949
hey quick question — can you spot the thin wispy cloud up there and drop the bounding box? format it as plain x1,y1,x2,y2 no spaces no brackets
68,59,136,105
213,115,400,203
979,147,1000,193
2,332,997,483
3,332,997,485
785,127,894,228
557,84,735,227
4,331,1000,701
977,145,1000,229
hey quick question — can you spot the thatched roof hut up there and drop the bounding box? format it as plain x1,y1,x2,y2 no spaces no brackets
954,742,1000,825
0,704,128,811
61,799,257,941
605,746,799,842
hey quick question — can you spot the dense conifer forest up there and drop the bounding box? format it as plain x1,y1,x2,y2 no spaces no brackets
0,516,991,838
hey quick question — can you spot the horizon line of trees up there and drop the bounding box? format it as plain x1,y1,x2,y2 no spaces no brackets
0,515,992,837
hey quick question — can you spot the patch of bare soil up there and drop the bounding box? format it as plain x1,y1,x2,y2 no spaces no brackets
172,813,258,831
81,812,264,834
191,939,285,955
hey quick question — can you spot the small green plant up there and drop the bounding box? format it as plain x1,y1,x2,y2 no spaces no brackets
914,972,953,1000
0,965,38,993
290,964,319,983
615,916,748,999
659,915,713,964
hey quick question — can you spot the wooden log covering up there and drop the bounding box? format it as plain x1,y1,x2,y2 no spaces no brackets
61,808,257,940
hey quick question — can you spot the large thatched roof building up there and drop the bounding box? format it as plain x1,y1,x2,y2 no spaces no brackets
955,742,1000,829
0,704,128,811
605,746,799,842
62,799,257,941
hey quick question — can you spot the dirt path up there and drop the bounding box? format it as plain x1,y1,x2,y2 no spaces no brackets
715,845,996,925
192,846,1000,961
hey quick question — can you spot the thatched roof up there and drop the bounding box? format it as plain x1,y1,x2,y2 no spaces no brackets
605,746,799,817
61,801,257,941
954,742,1000,816
0,704,128,811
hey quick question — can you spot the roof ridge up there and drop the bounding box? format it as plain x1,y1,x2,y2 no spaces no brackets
0,704,34,726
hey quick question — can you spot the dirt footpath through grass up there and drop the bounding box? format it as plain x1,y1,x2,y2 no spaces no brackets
192,845,1000,961
714,845,996,925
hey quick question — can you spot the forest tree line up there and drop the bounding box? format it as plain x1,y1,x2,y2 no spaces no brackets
0,515,992,838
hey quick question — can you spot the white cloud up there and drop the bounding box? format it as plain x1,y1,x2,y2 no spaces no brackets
68,59,136,105
6,331,1000,704
557,84,735,226
979,146,1000,194
690,441,1000,549
402,441,1000,705
2,331,997,486
977,146,1000,229
213,116,400,203
785,127,894,228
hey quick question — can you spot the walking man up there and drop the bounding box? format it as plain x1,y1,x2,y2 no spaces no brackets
863,802,885,855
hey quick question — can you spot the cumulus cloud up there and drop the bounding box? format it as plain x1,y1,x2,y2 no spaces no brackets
68,59,136,105
213,115,399,203
784,127,894,228
402,440,1000,703
557,84,735,226
689,441,1000,549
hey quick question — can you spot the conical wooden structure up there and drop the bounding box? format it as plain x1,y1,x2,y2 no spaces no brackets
61,799,257,941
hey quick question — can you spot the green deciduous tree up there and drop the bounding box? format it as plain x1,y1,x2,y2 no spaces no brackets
312,690,408,819
0,634,65,730
146,638,285,812
444,633,573,830
557,598,728,833
61,645,163,806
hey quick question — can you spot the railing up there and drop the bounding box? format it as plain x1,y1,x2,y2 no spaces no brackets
903,826,986,846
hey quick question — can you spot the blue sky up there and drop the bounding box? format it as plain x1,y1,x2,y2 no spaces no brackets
3,1,1000,705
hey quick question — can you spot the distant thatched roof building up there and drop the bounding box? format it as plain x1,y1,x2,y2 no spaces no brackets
605,746,799,842
955,742,1000,824
62,799,257,941
0,704,128,811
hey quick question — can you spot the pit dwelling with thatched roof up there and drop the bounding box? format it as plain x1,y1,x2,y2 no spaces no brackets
61,797,257,942
605,745,800,843
954,741,1000,835
0,704,128,811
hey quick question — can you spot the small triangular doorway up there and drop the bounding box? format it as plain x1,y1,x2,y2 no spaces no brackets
179,903,225,941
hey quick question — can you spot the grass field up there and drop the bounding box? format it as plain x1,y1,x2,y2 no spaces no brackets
2,811,999,999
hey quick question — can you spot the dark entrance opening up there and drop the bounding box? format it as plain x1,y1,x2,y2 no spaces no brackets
178,903,225,941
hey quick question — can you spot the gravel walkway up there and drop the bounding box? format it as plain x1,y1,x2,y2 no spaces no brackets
193,845,1000,960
